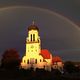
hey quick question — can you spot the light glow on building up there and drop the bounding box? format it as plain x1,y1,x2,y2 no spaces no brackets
21,21,63,71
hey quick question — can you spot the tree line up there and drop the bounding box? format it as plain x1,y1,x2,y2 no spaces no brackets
0,48,80,74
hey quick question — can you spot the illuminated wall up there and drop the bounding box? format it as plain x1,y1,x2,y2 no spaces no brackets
21,24,52,71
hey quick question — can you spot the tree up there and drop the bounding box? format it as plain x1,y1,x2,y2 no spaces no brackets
64,61,77,73
1,48,21,69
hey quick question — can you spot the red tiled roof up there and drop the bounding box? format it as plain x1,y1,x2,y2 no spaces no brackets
52,56,62,63
40,49,51,59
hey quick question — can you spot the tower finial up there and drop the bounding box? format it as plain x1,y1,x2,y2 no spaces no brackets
32,20,35,25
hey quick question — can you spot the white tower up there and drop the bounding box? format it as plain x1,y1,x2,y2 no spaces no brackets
21,21,45,69
26,21,41,56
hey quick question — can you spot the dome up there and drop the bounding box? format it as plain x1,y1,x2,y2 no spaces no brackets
28,24,39,31
28,21,39,31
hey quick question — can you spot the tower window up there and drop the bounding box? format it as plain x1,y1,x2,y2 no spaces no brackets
38,39,39,42
35,59,37,64
31,34,32,41
27,59,29,64
33,34,35,41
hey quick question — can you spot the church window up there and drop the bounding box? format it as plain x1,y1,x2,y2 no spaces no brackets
27,59,29,64
40,59,41,62
31,34,32,41
33,34,35,41
35,59,37,64
38,39,39,42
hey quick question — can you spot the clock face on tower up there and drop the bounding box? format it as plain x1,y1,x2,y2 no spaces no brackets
31,45,34,48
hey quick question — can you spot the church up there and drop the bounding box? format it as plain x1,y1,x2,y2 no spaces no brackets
21,21,63,71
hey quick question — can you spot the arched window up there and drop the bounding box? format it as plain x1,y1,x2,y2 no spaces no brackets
38,39,39,42
33,34,35,41
40,59,41,62
31,34,32,41
27,59,29,64
35,59,37,64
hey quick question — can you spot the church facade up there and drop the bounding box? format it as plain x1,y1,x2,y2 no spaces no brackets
21,22,63,71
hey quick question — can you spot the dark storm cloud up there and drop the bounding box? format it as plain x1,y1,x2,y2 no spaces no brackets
0,7,80,61
0,0,79,26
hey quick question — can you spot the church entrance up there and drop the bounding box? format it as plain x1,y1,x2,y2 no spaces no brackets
30,58,35,64
30,58,35,68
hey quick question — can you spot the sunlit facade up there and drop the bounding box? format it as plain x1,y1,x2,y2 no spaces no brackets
21,21,63,71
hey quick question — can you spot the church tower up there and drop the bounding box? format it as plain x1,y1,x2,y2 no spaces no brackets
21,21,44,70
21,21,52,71
26,21,41,56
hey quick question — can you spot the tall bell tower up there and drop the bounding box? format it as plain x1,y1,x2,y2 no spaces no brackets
25,21,41,59
21,21,53,71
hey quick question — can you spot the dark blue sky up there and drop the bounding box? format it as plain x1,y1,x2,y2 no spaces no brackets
0,0,80,61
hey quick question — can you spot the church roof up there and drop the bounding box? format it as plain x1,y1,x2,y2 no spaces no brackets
28,25,39,31
28,21,39,31
40,49,51,59
52,56,62,63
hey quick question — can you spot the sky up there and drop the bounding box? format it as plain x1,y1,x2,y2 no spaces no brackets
0,0,80,61
0,0,79,27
